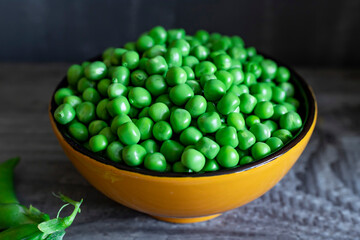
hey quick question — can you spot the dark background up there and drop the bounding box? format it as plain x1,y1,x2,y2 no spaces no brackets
0,0,359,67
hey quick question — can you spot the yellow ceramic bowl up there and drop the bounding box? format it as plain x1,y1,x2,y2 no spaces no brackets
49,56,317,224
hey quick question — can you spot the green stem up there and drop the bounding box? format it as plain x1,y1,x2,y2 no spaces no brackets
0,157,20,204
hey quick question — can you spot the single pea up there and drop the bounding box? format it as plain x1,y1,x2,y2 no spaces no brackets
68,121,88,142
138,57,148,70
179,126,203,146
89,134,108,152
281,102,297,112
97,79,111,96
165,48,182,68
111,66,130,86
136,35,155,52
202,159,220,172
128,87,152,108
140,139,159,154
144,152,167,172
76,102,95,124
110,114,131,133
67,64,84,86
148,102,170,122
213,54,232,70
260,59,277,80
231,59,242,69
106,96,130,117
217,92,240,115
236,148,249,159
272,105,289,120
149,26,167,45
117,121,141,145
216,145,239,168
227,112,245,131
143,45,166,58
84,61,107,81
199,74,216,88
106,141,124,162
88,120,108,136
186,80,202,95
170,39,190,56
63,95,82,108
54,88,74,105
279,82,295,97
231,36,245,48
203,79,226,102
185,95,207,118
107,83,128,99
250,83,272,101
245,115,260,127
245,61,262,79
250,54,264,64
266,137,284,152
212,37,231,51
182,67,195,81
209,50,226,60
172,161,193,173
181,149,205,172
82,87,101,104
239,156,254,166
153,121,172,141
276,66,290,83
102,47,114,60
228,46,247,62
254,101,274,119
77,78,96,93
262,120,278,133
237,129,256,150
279,111,302,132
135,117,154,140
243,72,257,87
110,48,127,65
194,30,209,43
285,97,300,110
155,94,173,108
122,144,147,166
192,45,209,61
95,99,110,120
145,75,167,96
130,69,148,87
215,70,234,90
195,61,217,78
271,86,286,103
195,137,220,159
246,46,257,57
169,109,192,133
197,112,222,133
229,68,245,85
272,129,293,144
166,67,187,86
160,140,184,163
183,56,199,69
249,123,271,142
99,127,117,143
145,56,168,75
215,126,239,148
169,84,194,106
251,142,271,160
239,93,257,114
138,107,149,118
121,51,139,70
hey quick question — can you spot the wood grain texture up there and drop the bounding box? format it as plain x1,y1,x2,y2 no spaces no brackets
0,64,359,239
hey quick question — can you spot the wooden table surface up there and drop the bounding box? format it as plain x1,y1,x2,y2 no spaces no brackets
0,64,359,240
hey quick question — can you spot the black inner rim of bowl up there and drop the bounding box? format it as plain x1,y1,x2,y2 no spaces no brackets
50,53,316,177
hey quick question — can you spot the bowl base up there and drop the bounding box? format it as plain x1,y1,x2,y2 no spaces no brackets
152,213,221,224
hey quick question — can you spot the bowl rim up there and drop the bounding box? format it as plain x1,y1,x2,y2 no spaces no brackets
50,53,316,178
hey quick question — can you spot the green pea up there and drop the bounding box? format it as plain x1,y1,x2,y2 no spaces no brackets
286,97,300,110
197,112,221,133
250,83,272,101
121,51,139,70
260,59,277,80
239,93,257,114
262,120,278,133
199,74,216,88
138,57,148,70
165,48,182,68
169,84,194,106
63,95,82,108
215,70,234,90
281,102,297,112
88,120,108,136
76,78,95,93
179,126,203,146
266,137,284,152
160,140,184,163
229,68,244,85
237,129,256,150
194,30,209,43
148,102,170,122
213,54,232,70
128,87,152,108
99,127,117,143
145,75,167,96
226,112,245,131
243,72,257,87
68,121,88,142
89,134,108,152
170,109,191,133
172,161,193,173
103,47,114,59
236,148,249,159
170,39,190,56
117,121,141,145
122,144,147,166
153,121,172,141
249,123,271,142
144,152,167,172
279,82,295,97
217,92,240,115
67,64,84,86
149,26,167,45
186,80,201,95
245,61,262,79
130,69,148,87
228,46,247,62
182,56,199,68
137,107,149,118
107,83,127,99
141,139,159,154
195,137,220,159
76,102,95,124
181,149,205,172
145,56,168,75
202,159,220,172
97,78,111,96
251,142,271,160
136,35,155,52
135,117,154,140
254,101,274,119
166,67,187,86
143,45,167,58
246,46,257,57
212,37,231,51
231,36,244,47
272,129,293,144
272,105,288,121
84,61,107,81
203,79,226,102
104,96,130,117
185,95,207,118
106,141,124,162
195,61,217,78
54,88,74,105
110,48,127,65
239,156,254,166
276,66,290,83
82,87,101,104
110,114,131,133
215,126,239,148
245,115,260,127
192,45,209,61
271,86,286,103
216,145,239,168
96,99,110,120
111,66,130,86
279,111,302,132
250,54,264,64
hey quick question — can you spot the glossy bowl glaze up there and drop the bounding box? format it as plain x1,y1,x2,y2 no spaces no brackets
49,55,317,223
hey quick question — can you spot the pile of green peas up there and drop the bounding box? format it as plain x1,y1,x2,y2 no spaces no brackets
53,26,303,173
